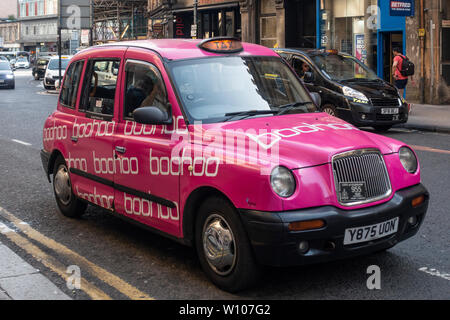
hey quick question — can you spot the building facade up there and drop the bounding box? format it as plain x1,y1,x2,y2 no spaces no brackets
17,0,72,56
0,21,20,52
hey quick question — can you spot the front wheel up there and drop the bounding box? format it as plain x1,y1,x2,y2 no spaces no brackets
195,196,261,292
322,103,337,117
53,156,87,218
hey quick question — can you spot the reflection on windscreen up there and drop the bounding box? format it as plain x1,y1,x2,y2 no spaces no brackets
312,54,378,81
171,56,314,122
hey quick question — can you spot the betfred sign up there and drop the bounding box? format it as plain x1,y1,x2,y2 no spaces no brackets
390,0,414,16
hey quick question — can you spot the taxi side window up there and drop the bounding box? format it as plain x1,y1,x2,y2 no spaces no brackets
123,60,168,119
59,60,84,109
292,57,312,79
79,59,120,117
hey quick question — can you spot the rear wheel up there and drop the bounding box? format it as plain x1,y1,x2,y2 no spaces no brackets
373,125,392,132
322,104,337,117
53,156,87,218
195,196,260,292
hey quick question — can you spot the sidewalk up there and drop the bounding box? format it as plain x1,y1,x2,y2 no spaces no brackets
396,103,450,133
0,243,70,300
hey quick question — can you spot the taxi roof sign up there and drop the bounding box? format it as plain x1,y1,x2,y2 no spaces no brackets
198,37,243,54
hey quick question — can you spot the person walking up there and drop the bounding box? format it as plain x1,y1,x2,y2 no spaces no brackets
392,47,410,98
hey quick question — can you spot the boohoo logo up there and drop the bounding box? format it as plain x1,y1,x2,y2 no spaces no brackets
247,122,357,149
43,121,67,142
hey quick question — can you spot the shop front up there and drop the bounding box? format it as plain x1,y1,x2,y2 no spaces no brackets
317,0,411,82
172,1,241,39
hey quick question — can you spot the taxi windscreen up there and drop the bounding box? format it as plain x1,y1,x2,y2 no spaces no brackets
47,59,70,70
311,54,378,82
169,56,316,123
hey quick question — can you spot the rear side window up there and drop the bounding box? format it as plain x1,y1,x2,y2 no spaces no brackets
59,60,85,109
79,59,120,117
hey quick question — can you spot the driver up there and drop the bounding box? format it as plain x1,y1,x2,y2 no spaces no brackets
299,62,311,79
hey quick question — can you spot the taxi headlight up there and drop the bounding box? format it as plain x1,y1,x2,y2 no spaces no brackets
399,147,417,173
342,86,368,102
270,166,296,198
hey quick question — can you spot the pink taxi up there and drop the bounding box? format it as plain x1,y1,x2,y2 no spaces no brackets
41,38,429,292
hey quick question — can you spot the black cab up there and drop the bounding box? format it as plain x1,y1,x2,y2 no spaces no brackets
32,56,52,80
274,48,409,132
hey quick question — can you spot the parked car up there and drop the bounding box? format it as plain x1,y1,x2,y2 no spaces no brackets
0,56,8,62
43,56,72,90
40,38,429,292
0,61,15,89
32,56,52,80
15,56,30,69
274,48,409,132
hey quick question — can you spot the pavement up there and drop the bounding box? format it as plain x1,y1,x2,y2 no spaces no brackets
0,240,70,300
396,103,450,133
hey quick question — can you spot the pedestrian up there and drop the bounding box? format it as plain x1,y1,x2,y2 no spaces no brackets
392,47,412,98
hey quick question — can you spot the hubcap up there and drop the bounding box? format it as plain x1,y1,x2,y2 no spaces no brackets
54,165,72,206
324,107,335,116
202,214,236,276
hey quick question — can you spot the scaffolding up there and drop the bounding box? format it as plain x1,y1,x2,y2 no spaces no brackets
93,0,148,44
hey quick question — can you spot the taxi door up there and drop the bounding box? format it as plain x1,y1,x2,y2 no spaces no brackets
113,48,186,238
68,49,125,212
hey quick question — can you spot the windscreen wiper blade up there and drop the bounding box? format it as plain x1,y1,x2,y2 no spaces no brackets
276,101,311,115
223,109,278,122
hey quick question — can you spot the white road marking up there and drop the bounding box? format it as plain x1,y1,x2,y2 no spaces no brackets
0,222,15,234
419,267,450,281
11,139,32,146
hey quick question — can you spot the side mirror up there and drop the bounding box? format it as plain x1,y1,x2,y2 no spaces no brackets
133,106,172,125
310,92,321,107
303,71,314,83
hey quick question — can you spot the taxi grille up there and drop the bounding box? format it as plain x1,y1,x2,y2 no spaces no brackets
370,98,400,107
332,149,392,206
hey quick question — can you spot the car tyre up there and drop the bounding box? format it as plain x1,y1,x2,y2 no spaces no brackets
322,103,337,117
373,125,392,132
53,156,87,218
43,83,52,90
195,196,261,292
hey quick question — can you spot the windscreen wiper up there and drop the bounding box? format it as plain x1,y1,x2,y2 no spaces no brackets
223,109,278,122
276,101,312,115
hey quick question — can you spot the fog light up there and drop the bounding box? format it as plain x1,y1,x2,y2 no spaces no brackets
361,114,366,120
408,216,417,226
298,241,309,254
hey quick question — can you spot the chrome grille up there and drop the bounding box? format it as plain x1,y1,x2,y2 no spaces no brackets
332,149,391,206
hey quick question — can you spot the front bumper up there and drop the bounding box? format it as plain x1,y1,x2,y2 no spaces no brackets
0,78,14,87
239,183,428,267
338,101,409,126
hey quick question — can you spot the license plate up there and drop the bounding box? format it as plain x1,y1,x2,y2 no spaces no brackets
339,182,367,202
381,108,399,114
344,217,399,245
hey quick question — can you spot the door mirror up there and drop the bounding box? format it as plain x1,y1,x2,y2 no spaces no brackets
310,92,321,107
133,106,172,125
303,71,314,83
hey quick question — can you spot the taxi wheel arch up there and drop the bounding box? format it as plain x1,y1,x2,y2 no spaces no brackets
194,194,261,292
52,155,87,218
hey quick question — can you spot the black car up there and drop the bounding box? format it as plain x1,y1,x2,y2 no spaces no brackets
274,48,409,131
32,56,51,80
0,61,15,89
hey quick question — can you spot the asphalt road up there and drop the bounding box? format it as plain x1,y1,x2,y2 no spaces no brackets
0,71,448,300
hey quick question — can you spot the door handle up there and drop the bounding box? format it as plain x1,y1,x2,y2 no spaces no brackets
71,136,78,142
115,146,126,154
